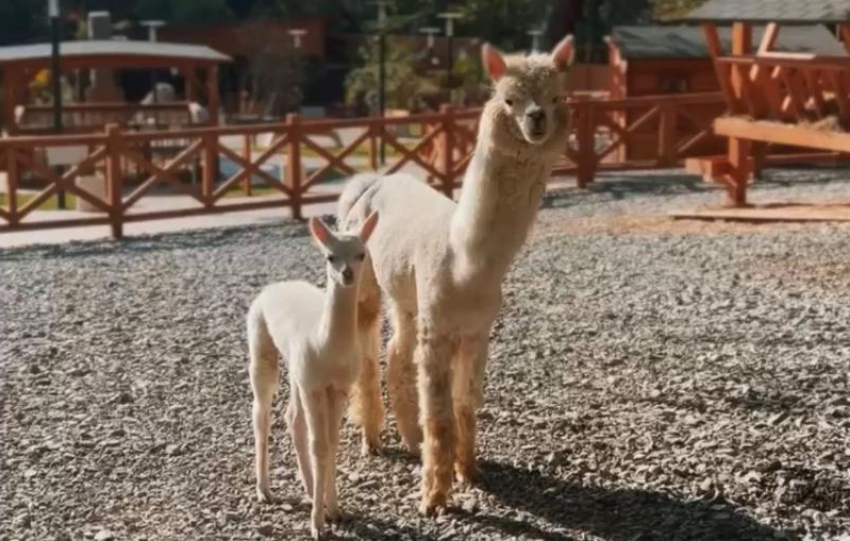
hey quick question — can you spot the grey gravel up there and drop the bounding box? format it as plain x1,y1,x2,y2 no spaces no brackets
2,168,850,541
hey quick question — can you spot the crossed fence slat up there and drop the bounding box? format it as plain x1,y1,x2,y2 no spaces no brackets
213,135,291,202
299,129,368,191
121,142,205,210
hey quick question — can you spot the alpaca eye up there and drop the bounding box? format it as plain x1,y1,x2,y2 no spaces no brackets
356,253,366,261
327,255,336,263
505,99,514,106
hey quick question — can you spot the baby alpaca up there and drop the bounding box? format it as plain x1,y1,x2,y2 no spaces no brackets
247,212,379,540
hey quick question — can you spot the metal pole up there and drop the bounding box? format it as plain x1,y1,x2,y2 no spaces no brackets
378,32,386,165
50,10,66,209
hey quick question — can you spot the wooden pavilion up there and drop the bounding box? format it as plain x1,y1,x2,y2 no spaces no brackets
0,40,230,134
681,0,850,209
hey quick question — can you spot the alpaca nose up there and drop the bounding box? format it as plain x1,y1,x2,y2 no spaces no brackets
527,108,546,124
341,267,353,282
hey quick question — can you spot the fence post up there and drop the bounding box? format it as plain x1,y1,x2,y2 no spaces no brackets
658,101,678,166
6,148,19,225
243,134,252,196
440,104,454,198
576,101,595,188
105,123,124,239
368,122,379,171
201,133,216,207
286,113,303,220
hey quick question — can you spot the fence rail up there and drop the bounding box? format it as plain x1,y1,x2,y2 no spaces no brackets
0,93,728,238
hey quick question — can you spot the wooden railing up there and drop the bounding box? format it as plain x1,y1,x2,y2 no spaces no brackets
15,102,199,134
0,93,727,239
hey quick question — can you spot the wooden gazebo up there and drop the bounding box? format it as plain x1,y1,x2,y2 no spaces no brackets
682,0,850,208
0,40,230,134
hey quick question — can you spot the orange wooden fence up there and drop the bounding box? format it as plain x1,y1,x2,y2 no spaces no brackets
0,93,729,239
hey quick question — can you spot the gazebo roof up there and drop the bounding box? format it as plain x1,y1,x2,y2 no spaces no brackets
610,25,847,59
682,0,850,24
0,40,230,70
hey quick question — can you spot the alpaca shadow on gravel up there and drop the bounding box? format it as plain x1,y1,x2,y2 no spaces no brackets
468,460,798,541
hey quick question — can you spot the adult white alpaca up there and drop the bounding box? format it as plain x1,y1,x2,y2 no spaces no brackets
338,37,575,514
247,212,379,540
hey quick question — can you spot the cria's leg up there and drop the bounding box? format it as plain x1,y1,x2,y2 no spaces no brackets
303,389,330,540
248,309,280,504
453,334,488,485
324,388,347,522
348,265,385,455
416,329,455,516
285,382,313,500
387,305,421,454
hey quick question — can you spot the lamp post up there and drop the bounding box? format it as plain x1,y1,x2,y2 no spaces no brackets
140,20,165,105
287,29,307,116
49,0,66,209
527,29,544,52
437,12,462,99
372,1,389,164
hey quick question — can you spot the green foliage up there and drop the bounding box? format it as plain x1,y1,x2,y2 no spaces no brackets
345,39,440,112
0,0,43,46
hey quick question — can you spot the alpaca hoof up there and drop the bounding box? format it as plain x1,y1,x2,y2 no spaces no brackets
255,486,276,504
419,492,449,517
361,438,383,457
326,507,347,523
310,525,326,540
455,462,481,486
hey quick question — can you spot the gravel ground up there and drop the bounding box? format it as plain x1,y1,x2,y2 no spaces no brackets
2,168,850,541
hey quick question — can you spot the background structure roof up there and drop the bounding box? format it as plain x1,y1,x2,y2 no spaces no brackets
0,40,230,67
682,0,850,24
610,25,847,59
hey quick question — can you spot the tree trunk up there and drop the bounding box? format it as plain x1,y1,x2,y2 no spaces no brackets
545,0,584,48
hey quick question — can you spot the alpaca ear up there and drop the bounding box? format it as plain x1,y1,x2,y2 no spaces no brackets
482,43,507,81
309,217,334,248
359,211,379,244
550,35,575,71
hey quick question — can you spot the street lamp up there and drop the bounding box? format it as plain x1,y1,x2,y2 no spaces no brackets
288,28,307,49
419,27,441,67
527,29,544,52
48,0,66,208
140,20,165,105
437,12,462,94
371,1,390,164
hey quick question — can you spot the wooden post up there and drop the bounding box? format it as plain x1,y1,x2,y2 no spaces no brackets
727,136,749,207
202,133,216,206
6,149,19,225
368,122,378,171
576,101,595,188
703,23,737,112
242,134,252,196
731,23,752,98
206,65,220,127
105,124,124,239
658,100,677,166
183,68,196,103
440,105,454,197
2,69,18,134
839,23,850,54
286,113,303,220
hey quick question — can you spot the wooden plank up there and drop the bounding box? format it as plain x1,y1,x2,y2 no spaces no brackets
715,117,850,153
731,22,752,100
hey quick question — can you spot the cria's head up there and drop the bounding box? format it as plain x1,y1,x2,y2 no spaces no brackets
482,35,574,146
309,211,379,288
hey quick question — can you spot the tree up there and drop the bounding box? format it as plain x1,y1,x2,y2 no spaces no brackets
0,0,44,46
653,0,710,20
135,0,233,24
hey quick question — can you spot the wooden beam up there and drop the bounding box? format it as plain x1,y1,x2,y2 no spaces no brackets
731,22,752,99
206,66,219,126
715,117,850,153
751,22,779,81
703,23,737,111
2,67,18,134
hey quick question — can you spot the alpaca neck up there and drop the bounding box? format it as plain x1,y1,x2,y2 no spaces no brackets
449,113,555,284
319,275,358,345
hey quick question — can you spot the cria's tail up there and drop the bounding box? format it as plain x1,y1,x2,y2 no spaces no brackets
338,173,381,229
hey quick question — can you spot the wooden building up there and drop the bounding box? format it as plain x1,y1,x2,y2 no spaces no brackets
605,24,846,160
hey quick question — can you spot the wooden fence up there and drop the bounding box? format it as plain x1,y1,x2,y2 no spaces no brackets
0,93,728,239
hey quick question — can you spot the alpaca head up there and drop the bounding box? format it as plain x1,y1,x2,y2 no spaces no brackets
309,211,379,288
481,35,574,147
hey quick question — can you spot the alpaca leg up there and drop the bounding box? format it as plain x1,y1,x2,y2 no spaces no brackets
387,305,421,454
416,330,455,516
285,383,313,500
248,312,280,503
453,334,488,485
303,389,330,540
324,388,347,522
348,267,386,455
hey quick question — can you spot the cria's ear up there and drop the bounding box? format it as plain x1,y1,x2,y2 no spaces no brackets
309,217,334,248
359,211,379,244
482,43,507,81
550,34,575,71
